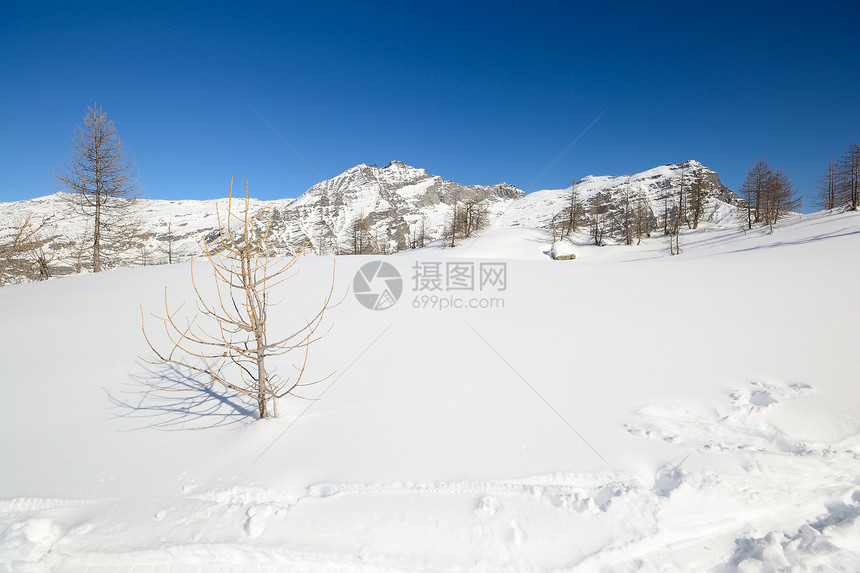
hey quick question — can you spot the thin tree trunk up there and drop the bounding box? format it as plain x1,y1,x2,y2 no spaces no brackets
93,199,102,272
257,355,268,418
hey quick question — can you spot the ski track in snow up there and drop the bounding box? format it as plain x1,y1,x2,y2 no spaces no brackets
3,354,860,570
1,410,859,573
4,380,860,573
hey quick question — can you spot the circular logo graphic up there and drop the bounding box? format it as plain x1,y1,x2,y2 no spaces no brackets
353,261,403,311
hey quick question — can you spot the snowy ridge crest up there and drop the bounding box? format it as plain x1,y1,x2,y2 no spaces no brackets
0,160,739,276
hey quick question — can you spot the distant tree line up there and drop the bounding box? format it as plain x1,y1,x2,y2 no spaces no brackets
542,141,859,255
817,143,860,212
738,158,801,233
446,194,488,247
0,215,54,285
548,166,717,255
344,210,410,256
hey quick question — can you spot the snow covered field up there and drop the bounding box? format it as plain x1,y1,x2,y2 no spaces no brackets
1,211,859,572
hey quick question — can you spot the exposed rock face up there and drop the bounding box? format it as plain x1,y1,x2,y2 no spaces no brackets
258,161,524,255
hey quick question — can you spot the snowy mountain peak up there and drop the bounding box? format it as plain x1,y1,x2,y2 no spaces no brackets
576,160,710,189
382,159,426,175
271,161,525,254
494,160,738,230
1,159,740,276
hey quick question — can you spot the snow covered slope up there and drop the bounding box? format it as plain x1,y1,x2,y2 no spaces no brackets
1,210,859,571
0,160,737,280
491,160,738,230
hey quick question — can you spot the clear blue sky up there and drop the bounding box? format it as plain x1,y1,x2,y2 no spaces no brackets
2,1,858,210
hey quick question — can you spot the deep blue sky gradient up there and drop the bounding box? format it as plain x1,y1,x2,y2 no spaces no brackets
2,1,858,210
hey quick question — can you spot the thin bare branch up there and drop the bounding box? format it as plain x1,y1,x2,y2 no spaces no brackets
141,181,342,418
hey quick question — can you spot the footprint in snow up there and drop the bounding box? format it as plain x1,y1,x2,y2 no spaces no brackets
307,483,340,498
652,465,684,497
593,483,630,510
509,519,526,547
624,422,681,443
244,503,275,538
749,389,777,407
475,496,501,518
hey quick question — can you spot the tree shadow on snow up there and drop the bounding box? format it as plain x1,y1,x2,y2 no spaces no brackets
106,361,257,431
716,226,860,257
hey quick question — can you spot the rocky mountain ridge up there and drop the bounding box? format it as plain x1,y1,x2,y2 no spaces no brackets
0,160,739,280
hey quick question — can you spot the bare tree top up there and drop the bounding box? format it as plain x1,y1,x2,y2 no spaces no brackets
54,104,141,207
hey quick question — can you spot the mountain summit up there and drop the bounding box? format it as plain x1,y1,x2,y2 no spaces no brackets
272,161,524,254
0,160,739,277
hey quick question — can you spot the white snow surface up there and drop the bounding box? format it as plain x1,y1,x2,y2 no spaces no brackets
2,211,860,571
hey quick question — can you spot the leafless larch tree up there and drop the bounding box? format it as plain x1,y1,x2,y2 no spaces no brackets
54,104,141,272
142,180,343,419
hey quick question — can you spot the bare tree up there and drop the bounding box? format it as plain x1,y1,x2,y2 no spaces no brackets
632,191,652,245
677,165,689,229
447,202,460,248
563,178,584,236
54,104,141,272
0,221,29,285
29,219,55,281
622,176,633,244
157,218,181,264
410,214,428,249
662,193,670,235
349,215,376,255
838,143,860,211
589,193,606,246
307,222,336,256
460,197,488,240
765,167,801,232
665,195,681,255
136,232,156,266
141,180,342,419
817,158,838,211
376,228,389,255
445,192,488,247
739,159,800,232
549,212,562,242
69,228,92,274
739,158,771,230
688,170,709,230
0,215,55,285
